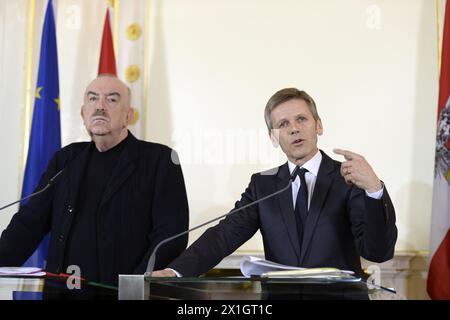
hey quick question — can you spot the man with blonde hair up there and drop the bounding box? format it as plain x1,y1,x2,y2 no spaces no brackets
154,88,397,278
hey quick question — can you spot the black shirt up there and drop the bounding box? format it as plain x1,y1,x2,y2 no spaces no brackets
63,136,128,281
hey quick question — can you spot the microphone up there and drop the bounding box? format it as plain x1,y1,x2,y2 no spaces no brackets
0,168,65,212
144,166,300,275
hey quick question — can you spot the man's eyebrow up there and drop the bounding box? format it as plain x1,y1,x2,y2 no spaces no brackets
86,91,121,100
274,117,287,126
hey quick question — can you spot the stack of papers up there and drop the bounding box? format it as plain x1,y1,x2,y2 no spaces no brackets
0,267,46,277
240,256,357,280
260,268,356,279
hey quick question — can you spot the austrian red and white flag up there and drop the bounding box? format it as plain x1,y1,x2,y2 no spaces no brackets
98,7,117,75
97,0,147,139
427,0,450,301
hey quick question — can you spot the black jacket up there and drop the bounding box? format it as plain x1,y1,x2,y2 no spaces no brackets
169,151,397,277
0,133,189,285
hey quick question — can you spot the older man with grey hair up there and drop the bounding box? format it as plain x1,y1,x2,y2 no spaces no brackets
0,75,189,285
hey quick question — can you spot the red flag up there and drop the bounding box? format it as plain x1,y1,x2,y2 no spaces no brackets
98,9,116,75
427,0,450,300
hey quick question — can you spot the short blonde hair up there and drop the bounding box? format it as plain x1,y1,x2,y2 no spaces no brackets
264,88,319,132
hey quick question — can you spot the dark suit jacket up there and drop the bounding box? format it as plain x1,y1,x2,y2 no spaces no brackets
0,132,189,285
169,150,397,277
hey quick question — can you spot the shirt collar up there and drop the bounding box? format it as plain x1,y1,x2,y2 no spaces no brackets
287,150,322,177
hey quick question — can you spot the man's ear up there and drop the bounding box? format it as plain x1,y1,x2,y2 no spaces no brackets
316,118,323,136
127,107,135,124
269,129,280,148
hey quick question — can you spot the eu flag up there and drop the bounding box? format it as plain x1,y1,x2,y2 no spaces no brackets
21,0,60,268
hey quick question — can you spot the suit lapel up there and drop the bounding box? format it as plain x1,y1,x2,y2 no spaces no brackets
276,163,301,262
300,151,335,264
99,133,138,209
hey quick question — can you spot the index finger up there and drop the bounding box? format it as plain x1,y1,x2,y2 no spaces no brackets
333,148,357,161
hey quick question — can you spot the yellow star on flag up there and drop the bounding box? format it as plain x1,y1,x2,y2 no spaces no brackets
54,97,60,110
35,87,43,99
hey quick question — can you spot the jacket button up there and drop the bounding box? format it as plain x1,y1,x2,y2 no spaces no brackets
58,234,65,242
67,206,73,213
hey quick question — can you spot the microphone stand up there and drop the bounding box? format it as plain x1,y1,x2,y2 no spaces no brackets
145,166,299,276
0,169,64,212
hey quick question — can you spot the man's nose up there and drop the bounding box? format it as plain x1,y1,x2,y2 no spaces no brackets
95,96,107,110
290,122,300,135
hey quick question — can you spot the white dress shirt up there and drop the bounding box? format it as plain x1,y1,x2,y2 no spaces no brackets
288,150,383,210
170,150,383,277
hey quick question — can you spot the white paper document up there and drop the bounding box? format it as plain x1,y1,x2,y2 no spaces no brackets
239,256,357,280
0,267,46,277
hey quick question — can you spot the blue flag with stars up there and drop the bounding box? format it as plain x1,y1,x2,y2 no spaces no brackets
21,0,60,268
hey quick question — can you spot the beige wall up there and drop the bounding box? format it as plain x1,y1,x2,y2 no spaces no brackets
0,0,439,255
0,0,27,237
